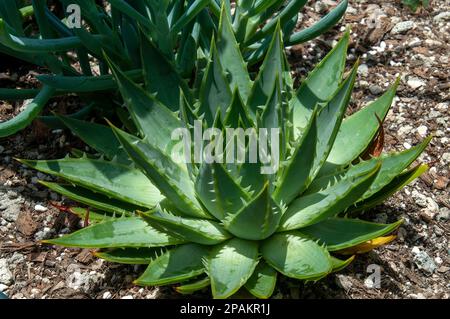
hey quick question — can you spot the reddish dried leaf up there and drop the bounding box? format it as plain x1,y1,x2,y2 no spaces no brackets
361,113,385,160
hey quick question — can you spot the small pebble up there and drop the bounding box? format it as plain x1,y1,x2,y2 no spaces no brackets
34,204,48,212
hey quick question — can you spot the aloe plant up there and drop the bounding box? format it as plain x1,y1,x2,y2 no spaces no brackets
0,0,348,137
20,12,429,299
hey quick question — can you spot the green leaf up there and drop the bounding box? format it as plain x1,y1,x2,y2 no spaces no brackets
320,79,399,176
57,116,130,164
273,108,318,205
0,88,39,100
217,5,252,102
330,255,354,272
37,69,143,93
68,207,119,223
291,32,349,137
95,248,160,264
246,0,308,45
247,24,284,116
175,277,210,294
0,0,24,35
359,137,431,201
199,39,233,125
312,62,358,172
135,244,208,285
224,183,282,240
300,217,402,251
39,181,141,215
171,0,210,35
261,232,332,280
287,0,348,45
207,238,259,299
20,158,163,208
144,210,230,245
107,56,183,153
195,162,250,220
0,86,55,138
111,126,208,219
0,20,101,53
140,33,191,112
223,89,254,128
353,164,428,212
43,217,184,248
244,261,277,299
280,160,381,230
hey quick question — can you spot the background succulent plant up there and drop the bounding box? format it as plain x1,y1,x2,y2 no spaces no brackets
0,0,348,137
20,10,430,299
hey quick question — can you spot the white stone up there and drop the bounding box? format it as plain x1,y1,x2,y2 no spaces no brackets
391,21,415,34
407,77,426,90
442,153,450,164
433,12,450,23
102,291,112,299
34,204,48,212
121,295,133,299
0,284,8,292
358,64,369,77
0,259,13,285
417,125,428,137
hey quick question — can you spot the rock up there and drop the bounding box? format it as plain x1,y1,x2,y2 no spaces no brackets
335,274,353,290
34,204,48,212
407,77,426,90
416,125,428,137
314,1,327,14
358,64,369,77
434,176,449,190
441,153,450,164
409,293,426,299
34,227,54,241
8,253,25,268
369,85,383,95
374,213,388,224
102,291,112,299
437,266,449,273
0,145,4,154
419,210,435,223
426,198,439,213
121,295,133,299
0,284,8,292
0,188,25,222
411,190,427,207
66,270,103,293
436,207,450,221
0,259,13,285
411,247,437,274
397,124,413,137
408,38,422,48
391,21,415,34
433,12,450,24
16,211,38,236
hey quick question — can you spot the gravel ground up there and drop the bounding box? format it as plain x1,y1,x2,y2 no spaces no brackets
0,0,448,299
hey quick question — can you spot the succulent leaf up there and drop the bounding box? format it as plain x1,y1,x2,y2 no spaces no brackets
261,232,332,280
143,211,231,245
224,183,282,240
43,217,185,248
207,238,259,299
19,158,163,208
300,217,402,251
244,261,278,299
135,244,208,285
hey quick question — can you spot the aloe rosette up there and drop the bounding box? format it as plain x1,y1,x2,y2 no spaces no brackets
0,0,348,137
21,12,429,299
